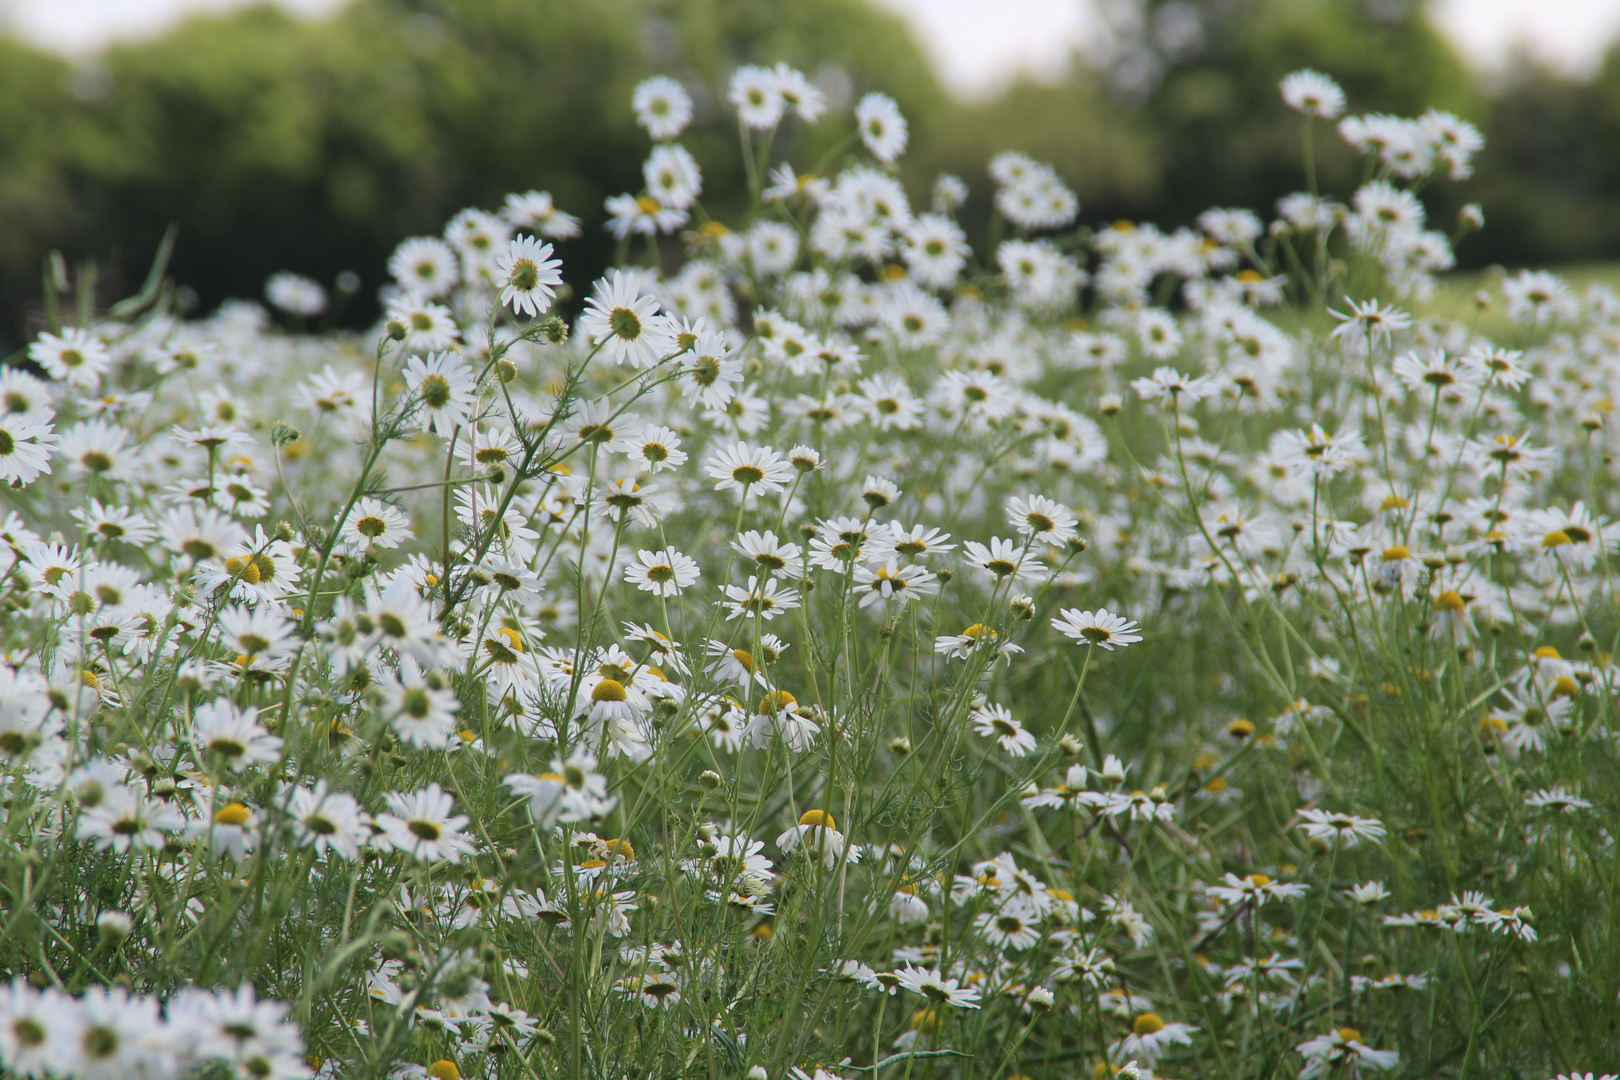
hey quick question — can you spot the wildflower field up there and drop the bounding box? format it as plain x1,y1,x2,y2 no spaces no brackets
2,62,1618,1080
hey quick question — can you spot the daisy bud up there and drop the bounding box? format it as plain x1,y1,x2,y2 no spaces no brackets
273,520,297,543
1067,535,1089,554
96,910,132,946
1473,290,1491,310
270,420,301,446
336,270,361,293
497,358,519,384
540,316,569,344
889,736,912,755
1026,985,1054,1009
1458,203,1484,231
698,769,723,790
1058,734,1083,757
387,318,408,341
1099,393,1124,415
1010,594,1036,620
747,1068,769,1080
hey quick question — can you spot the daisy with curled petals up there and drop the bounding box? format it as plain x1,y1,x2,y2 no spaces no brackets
404,351,477,437
707,442,796,498
962,537,1047,585
624,547,700,597
375,783,475,863
579,271,673,368
1295,808,1386,847
894,966,980,1009
1052,608,1141,650
1294,1028,1398,1078
972,703,1035,757
495,235,562,317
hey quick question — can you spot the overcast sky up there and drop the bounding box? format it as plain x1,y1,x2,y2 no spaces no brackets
6,0,1620,97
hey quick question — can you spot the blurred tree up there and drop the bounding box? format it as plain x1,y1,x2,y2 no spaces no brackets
0,0,943,345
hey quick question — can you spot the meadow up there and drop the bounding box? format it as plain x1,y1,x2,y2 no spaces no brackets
0,64,1616,1080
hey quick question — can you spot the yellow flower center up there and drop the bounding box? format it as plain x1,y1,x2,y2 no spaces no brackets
798,809,835,830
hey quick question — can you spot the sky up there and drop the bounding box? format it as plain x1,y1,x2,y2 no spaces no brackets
5,0,1620,98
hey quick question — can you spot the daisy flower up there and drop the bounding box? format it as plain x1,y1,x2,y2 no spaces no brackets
729,64,784,129
643,144,703,211
192,698,283,771
962,537,1047,585
1295,1028,1398,1078
29,328,110,387
0,414,58,487
706,442,796,497
723,576,801,621
633,75,693,139
382,657,459,749
893,966,980,1010
388,236,460,296
1524,786,1592,813
852,561,938,609
579,271,673,368
501,189,583,240
623,547,700,597
1006,495,1078,547
1116,1013,1198,1064
387,296,461,351
1280,69,1346,118
1295,808,1386,847
495,235,562,317
776,809,855,869
375,783,475,863
77,789,185,854
1052,608,1141,650
404,350,477,437
855,92,908,163
284,781,369,860
971,703,1036,756
339,497,410,553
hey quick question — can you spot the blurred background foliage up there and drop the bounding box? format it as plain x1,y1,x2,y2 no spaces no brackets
2,0,1619,346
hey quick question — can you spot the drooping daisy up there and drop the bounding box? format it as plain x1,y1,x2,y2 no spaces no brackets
893,966,980,1010
971,704,1036,757
776,809,855,870
1116,1012,1198,1063
1295,808,1387,847
1294,1028,1398,1078
1052,608,1141,650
